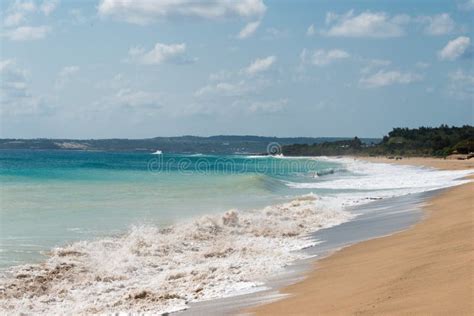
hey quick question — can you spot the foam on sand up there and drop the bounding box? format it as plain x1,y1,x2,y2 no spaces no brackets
287,157,472,192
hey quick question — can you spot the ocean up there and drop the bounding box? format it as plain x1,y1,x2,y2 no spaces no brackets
0,150,471,314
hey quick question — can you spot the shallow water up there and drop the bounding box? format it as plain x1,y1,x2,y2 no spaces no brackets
0,150,337,268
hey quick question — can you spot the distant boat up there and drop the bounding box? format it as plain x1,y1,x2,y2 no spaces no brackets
151,150,163,155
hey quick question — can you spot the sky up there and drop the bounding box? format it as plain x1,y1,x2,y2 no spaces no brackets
0,0,473,139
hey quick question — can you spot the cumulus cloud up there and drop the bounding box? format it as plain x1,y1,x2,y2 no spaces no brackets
300,48,350,66
438,36,471,61
306,24,316,36
4,25,50,41
237,20,261,39
98,0,266,25
244,56,276,75
128,42,194,65
323,10,409,38
360,70,422,88
418,13,455,35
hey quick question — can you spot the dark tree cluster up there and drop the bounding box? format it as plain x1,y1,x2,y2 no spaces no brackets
283,125,474,157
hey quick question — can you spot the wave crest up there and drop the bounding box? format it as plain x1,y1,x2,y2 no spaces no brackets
0,194,351,314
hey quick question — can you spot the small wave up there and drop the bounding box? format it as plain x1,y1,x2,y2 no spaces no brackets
244,155,271,159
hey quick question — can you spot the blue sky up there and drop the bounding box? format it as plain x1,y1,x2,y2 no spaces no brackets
1,0,473,138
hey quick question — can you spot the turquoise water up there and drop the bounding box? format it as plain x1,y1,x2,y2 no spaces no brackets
0,150,338,268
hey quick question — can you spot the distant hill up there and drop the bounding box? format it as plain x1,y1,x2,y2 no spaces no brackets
0,135,381,155
282,125,474,157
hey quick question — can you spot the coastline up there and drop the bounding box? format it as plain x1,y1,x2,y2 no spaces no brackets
183,190,430,315
250,157,473,315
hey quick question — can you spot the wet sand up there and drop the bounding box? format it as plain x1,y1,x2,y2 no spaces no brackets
251,158,473,315
360,156,474,171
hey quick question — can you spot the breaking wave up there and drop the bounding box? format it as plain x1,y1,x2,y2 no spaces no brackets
0,194,352,314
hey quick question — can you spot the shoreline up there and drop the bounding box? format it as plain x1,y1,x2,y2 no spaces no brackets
183,190,430,315
250,157,473,315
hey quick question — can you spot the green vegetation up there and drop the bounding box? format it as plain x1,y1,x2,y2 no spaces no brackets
283,125,474,157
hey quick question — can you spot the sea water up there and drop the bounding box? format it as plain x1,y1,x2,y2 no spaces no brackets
0,150,471,314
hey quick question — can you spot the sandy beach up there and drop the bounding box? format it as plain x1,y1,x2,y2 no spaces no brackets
251,157,473,315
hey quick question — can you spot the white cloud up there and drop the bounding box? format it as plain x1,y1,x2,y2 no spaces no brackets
447,69,474,100
68,9,89,25
59,65,80,77
248,98,288,113
237,20,260,39
458,0,474,11
323,11,408,38
300,48,350,66
360,59,392,74
4,13,25,27
415,62,430,69
360,70,422,88
3,0,58,26
40,0,60,16
95,88,162,110
262,27,288,40
0,59,50,116
419,13,455,35
306,24,316,36
244,55,276,75
195,81,256,97
115,89,162,109
128,42,193,65
438,36,471,61
4,25,50,41
98,0,266,25
17,1,37,12
55,66,80,89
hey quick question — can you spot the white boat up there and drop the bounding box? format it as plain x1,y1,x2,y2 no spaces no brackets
151,150,163,155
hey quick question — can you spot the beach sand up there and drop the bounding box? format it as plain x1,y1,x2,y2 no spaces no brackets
360,156,474,171
250,157,473,315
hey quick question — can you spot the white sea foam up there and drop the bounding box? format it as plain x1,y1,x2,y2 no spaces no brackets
0,194,352,315
287,157,472,192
